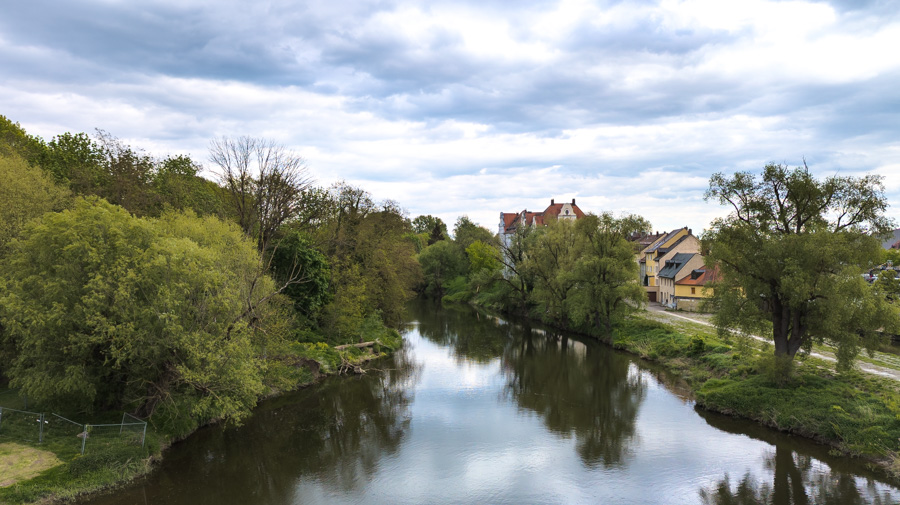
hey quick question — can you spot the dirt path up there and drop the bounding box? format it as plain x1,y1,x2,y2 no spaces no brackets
644,304,900,381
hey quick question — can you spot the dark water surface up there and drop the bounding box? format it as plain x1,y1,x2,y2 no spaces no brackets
83,301,900,505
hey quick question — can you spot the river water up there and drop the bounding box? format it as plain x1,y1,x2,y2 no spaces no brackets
83,301,900,505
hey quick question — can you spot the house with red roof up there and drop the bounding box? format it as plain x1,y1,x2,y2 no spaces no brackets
499,199,585,246
673,265,720,312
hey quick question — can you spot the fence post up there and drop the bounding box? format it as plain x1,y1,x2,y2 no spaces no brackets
81,424,88,455
120,413,126,435
141,421,147,449
39,413,44,443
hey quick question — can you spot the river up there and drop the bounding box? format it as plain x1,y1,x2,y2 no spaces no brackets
82,301,900,505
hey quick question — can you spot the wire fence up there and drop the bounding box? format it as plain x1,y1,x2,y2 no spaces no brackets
0,407,45,444
0,405,147,455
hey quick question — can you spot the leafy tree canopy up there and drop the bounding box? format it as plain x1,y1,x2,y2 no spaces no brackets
704,163,898,369
0,198,275,433
412,215,448,237
0,153,71,250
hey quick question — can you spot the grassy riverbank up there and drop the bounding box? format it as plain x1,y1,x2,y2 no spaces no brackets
0,329,402,505
611,314,900,476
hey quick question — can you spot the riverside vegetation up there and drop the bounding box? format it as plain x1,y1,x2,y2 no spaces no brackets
1,113,899,502
414,166,900,477
0,116,419,503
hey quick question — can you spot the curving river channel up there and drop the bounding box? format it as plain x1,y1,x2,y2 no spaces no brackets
82,301,900,505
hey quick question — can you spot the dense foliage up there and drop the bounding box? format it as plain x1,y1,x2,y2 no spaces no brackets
0,118,422,436
0,199,272,432
704,163,898,370
414,211,650,337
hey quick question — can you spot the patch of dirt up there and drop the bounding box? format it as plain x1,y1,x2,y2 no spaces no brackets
0,442,63,487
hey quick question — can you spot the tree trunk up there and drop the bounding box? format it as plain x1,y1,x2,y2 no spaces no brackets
771,297,791,358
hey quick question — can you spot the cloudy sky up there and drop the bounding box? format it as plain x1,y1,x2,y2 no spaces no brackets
2,0,899,233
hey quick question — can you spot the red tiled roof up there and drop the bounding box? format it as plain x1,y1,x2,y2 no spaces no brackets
675,265,720,286
543,202,585,220
502,199,585,233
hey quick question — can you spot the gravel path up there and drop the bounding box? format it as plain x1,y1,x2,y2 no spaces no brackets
643,304,900,381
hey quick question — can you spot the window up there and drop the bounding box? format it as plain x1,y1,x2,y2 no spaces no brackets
691,287,696,294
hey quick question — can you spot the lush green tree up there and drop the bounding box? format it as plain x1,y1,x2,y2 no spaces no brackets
268,230,331,319
526,220,580,325
873,269,900,301
153,154,227,217
41,131,106,190
453,215,495,252
418,240,467,298
0,154,71,249
567,213,649,335
465,240,503,298
496,225,539,313
315,183,421,338
704,164,897,369
411,214,447,236
881,248,900,267
466,240,501,276
0,198,277,432
0,115,46,164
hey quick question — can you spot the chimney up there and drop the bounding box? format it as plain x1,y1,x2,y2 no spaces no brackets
571,198,576,205
688,228,692,235
551,199,554,205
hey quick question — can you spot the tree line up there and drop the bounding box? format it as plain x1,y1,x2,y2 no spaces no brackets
0,115,423,434
416,164,898,377
413,212,651,337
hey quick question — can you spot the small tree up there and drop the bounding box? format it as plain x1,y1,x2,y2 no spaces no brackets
704,163,898,370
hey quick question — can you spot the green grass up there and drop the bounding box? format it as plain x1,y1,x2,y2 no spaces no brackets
614,314,900,475
0,402,162,505
0,443,62,488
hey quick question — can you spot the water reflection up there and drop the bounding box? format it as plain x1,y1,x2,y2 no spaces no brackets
501,328,645,468
84,344,421,505
81,301,900,505
414,300,510,363
698,411,899,505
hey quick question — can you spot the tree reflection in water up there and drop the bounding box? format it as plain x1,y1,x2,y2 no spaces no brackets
294,342,421,494
698,413,899,505
501,326,646,468
413,300,510,363
411,299,647,469
83,343,422,505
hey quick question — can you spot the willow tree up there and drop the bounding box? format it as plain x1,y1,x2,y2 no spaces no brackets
567,213,650,336
0,198,277,432
704,163,897,370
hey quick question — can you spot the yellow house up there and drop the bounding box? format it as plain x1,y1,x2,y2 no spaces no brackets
658,253,705,307
674,265,720,312
637,227,700,302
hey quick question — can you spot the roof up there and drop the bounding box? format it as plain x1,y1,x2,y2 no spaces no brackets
657,234,690,255
501,213,517,230
543,202,585,220
630,231,666,248
658,252,698,280
501,199,584,234
676,265,720,286
883,229,900,249
644,228,685,254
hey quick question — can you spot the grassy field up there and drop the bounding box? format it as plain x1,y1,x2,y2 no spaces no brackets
0,444,62,488
612,314,900,476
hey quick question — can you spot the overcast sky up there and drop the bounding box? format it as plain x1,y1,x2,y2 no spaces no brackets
2,0,899,233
